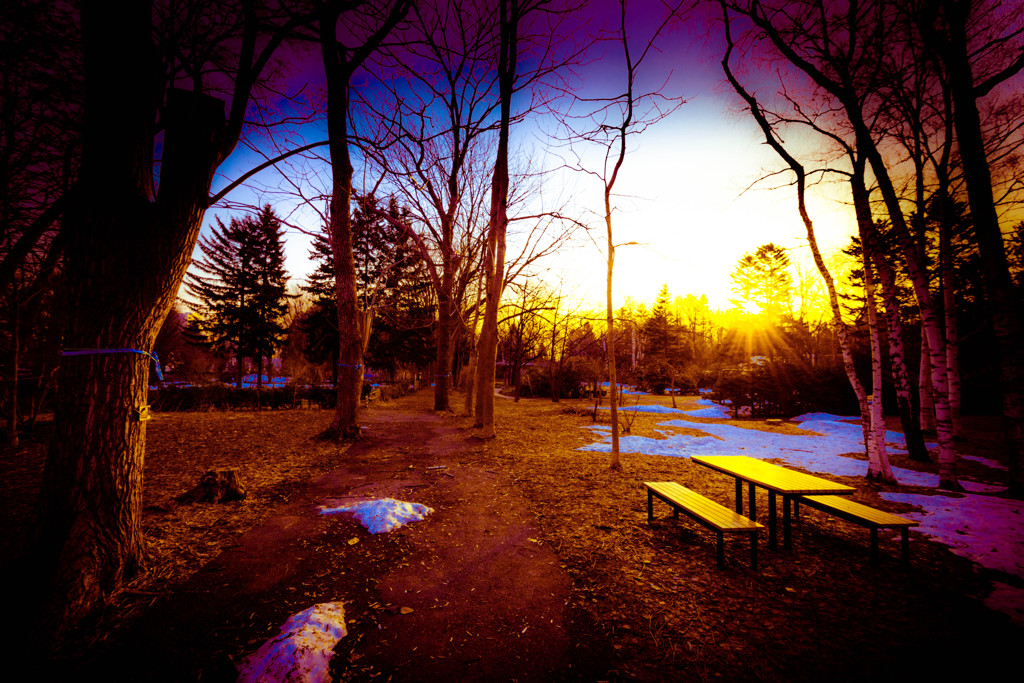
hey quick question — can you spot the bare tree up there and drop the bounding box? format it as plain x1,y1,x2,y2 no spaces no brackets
313,0,410,440
919,0,1024,495
28,1,318,640
726,0,964,488
721,6,896,482
558,0,685,470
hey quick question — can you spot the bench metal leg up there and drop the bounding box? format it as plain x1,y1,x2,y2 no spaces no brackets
768,492,777,550
901,528,910,564
716,531,725,569
648,490,654,521
783,495,792,551
735,478,742,514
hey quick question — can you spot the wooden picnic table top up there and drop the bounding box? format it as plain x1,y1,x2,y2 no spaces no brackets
691,455,855,496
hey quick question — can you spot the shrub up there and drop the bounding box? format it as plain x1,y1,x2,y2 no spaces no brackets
521,360,601,400
708,360,856,418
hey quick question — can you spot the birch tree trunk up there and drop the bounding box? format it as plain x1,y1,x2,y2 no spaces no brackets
721,27,893,482
939,206,963,440
852,169,896,481
865,223,930,462
918,331,937,434
926,0,1024,496
861,239,894,481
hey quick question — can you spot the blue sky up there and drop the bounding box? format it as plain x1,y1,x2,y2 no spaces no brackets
197,0,861,312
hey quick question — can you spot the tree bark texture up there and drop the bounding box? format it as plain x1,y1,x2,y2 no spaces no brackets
474,0,516,437
939,205,963,439
865,224,930,462
32,0,268,638
320,4,364,440
933,0,1024,493
860,233,895,482
852,167,896,482
918,333,937,433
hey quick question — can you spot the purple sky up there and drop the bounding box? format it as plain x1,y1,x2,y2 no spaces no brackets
199,0,858,312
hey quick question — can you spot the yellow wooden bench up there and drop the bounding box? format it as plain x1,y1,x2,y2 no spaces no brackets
799,495,919,564
644,482,763,569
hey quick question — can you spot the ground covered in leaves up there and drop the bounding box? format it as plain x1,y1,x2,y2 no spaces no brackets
1,389,1021,681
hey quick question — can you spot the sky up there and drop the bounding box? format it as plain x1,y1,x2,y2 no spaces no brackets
202,0,863,314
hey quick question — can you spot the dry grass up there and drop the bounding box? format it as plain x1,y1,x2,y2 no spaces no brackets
2,390,1021,680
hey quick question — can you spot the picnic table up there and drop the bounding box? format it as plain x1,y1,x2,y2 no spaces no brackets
690,455,855,550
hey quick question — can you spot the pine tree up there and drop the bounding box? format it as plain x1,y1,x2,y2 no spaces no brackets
644,284,673,359
302,195,433,383
730,243,793,321
184,205,289,388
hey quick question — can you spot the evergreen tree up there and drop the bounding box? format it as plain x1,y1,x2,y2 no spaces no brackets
184,205,289,388
302,195,434,384
644,284,673,359
730,243,793,321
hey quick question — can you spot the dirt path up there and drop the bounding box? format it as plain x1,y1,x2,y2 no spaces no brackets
88,403,579,681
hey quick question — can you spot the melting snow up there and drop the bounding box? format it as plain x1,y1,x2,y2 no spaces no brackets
319,497,434,534
237,602,347,683
578,407,1024,624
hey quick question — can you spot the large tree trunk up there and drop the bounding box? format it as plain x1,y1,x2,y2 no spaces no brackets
463,268,484,417
319,3,364,441
918,333,936,433
434,293,453,411
852,166,896,482
474,0,516,437
31,0,234,640
933,0,1024,494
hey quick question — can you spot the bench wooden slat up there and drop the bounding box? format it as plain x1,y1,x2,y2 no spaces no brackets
801,495,919,529
645,482,762,570
800,494,918,564
647,482,760,532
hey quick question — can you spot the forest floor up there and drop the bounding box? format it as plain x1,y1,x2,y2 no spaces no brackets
1,388,1021,681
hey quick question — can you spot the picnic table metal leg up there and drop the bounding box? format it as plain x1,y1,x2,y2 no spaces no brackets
716,531,725,569
870,528,879,565
768,491,777,549
783,495,792,551
648,490,653,521
748,482,756,521
735,478,742,514
750,533,758,570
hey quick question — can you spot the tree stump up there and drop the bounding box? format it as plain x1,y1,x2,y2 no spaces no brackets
176,469,247,504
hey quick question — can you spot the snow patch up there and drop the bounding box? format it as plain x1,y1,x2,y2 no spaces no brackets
577,410,1024,623
237,602,347,683
880,491,1024,578
600,404,687,414
319,497,434,534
